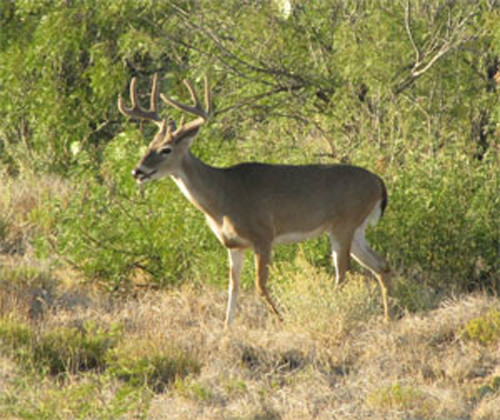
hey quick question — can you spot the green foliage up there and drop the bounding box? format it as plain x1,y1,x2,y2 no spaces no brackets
0,1,184,173
1,1,499,299
0,316,33,350
0,373,151,420
46,129,224,289
366,382,438,417
0,317,121,375
33,321,121,375
107,338,201,392
375,152,500,291
476,376,500,399
460,308,500,346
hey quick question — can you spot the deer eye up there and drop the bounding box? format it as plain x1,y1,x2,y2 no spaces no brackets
159,147,172,155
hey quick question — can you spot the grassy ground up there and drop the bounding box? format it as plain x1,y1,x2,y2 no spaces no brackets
0,175,499,420
1,266,499,420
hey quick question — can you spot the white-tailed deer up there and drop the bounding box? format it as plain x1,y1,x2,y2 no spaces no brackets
118,74,393,327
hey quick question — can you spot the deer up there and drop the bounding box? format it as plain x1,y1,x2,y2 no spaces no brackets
118,73,393,328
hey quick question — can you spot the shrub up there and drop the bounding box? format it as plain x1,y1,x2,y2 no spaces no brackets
46,129,227,291
460,308,500,346
476,377,500,400
373,151,500,292
174,378,213,402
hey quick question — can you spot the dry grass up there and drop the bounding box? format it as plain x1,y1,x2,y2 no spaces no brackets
0,172,68,255
1,272,498,420
145,288,499,420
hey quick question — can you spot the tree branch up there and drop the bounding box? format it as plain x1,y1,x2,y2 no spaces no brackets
394,9,475,94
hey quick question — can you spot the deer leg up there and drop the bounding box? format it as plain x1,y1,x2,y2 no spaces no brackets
350,228,392,321
254,245,282,321
225,248,244,329
329,234,351,287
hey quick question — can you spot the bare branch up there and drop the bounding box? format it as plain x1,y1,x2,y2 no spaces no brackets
404,0,420,65
411,41,451,78
394,9,475,94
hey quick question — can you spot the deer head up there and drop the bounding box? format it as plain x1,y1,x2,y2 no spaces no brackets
118,74,212,183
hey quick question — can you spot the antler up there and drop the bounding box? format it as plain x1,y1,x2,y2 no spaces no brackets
118,74,164,128
160,76,212,137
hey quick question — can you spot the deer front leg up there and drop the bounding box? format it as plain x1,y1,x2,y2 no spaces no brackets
225,248,244,329
254,245,283,322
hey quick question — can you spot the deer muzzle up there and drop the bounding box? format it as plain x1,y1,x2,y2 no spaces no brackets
132,167,157,183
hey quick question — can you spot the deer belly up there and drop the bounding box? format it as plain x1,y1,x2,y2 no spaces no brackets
273,226,325,245
205,216,251,248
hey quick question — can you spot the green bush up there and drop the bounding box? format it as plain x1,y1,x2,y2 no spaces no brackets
375,151,500,291
46,129,225,290
0,1,181,173
460,308,500,346
476,376,500,400
2,1,499,301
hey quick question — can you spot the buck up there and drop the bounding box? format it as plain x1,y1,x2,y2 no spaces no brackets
118,74,393,327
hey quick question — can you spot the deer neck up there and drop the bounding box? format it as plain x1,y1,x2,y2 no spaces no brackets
171,150,224,219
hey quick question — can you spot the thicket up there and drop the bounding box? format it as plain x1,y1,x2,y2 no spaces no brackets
1,1,499,298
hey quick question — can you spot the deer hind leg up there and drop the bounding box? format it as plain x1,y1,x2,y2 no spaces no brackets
329,233,352,287
350,225,392,321
225,248,245,329
254,245,283,322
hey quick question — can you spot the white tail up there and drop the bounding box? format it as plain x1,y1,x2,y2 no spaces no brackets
118,74,393,327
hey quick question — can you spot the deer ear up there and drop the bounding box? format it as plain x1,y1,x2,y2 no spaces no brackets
167,120,177,132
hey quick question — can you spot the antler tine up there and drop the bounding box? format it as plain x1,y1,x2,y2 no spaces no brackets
118,74,164,128
128,77,138,108
118,77,136,117
183,79,202,110
160,77,210,121
150,73,159,114
203,75,212,116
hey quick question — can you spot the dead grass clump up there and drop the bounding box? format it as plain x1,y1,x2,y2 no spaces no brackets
0,173,73,320
0,260,95,323
0,262,58,319
0,172,68,256
274,255,382,345
472,393,500,420
218,339,310,381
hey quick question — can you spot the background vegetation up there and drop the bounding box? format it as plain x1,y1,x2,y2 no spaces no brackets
1,0,499,291
0,1,499,419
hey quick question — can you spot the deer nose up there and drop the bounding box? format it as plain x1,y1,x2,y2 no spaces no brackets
131,168,144,179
